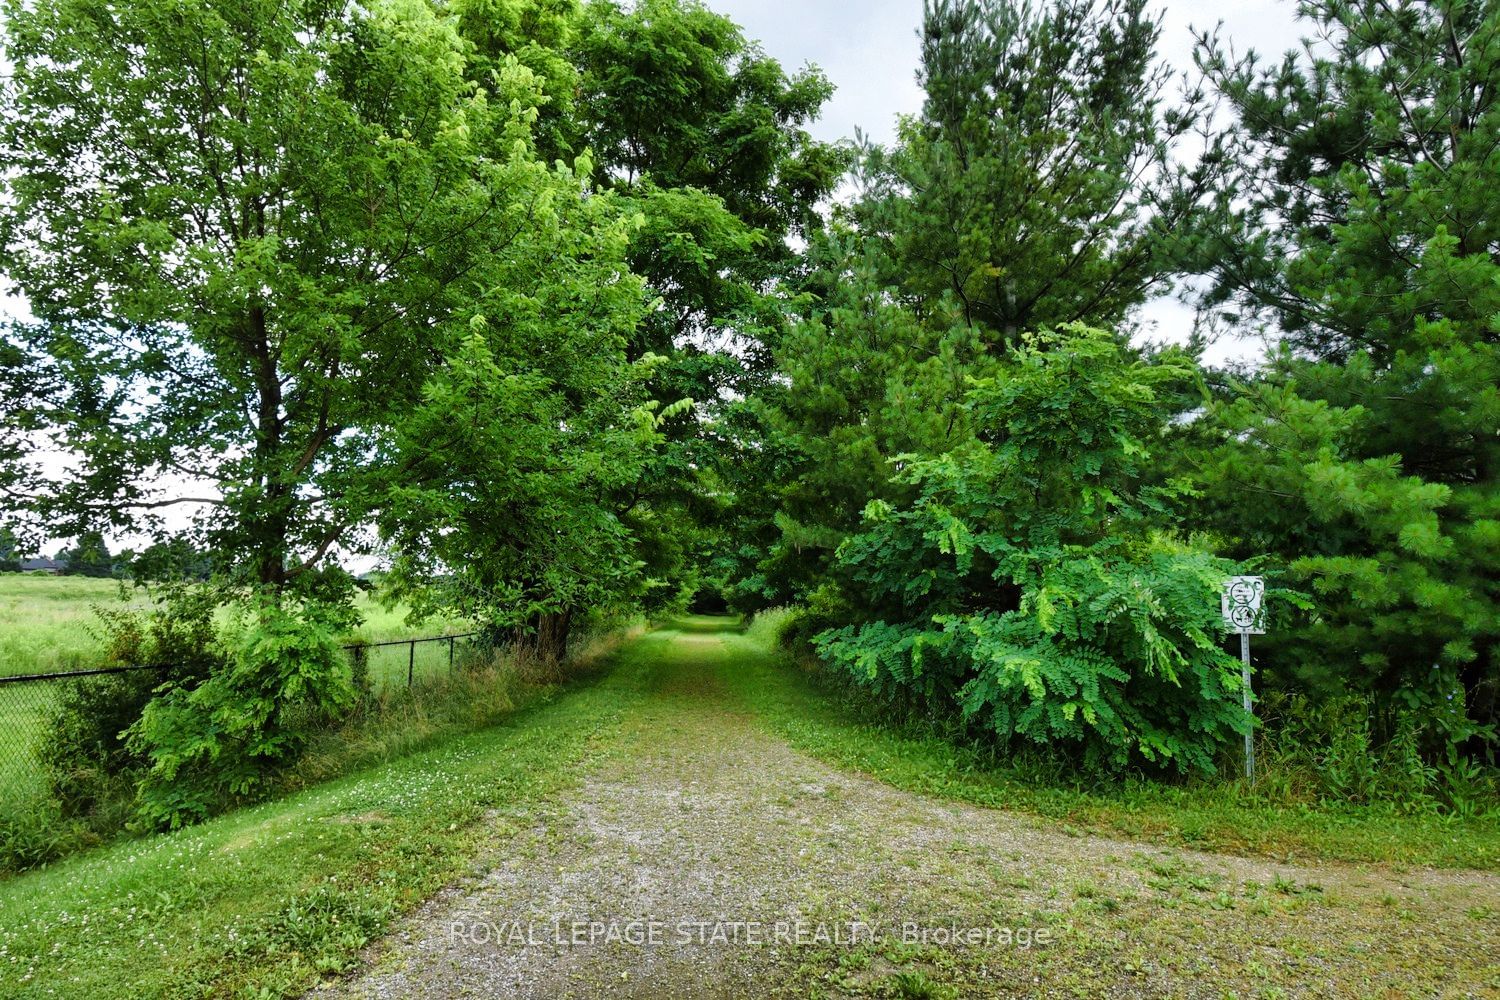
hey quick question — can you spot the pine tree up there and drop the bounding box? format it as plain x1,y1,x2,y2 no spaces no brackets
1186,0,1500,744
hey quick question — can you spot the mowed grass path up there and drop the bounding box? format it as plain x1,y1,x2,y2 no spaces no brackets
2,619,1497,998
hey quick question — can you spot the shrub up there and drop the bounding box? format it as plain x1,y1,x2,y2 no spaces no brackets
1254,691,1499,816
815,328,1255,775
127,598,356,829
39,589,222,821
0,790,85,870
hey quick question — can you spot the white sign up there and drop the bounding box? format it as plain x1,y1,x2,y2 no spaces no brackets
1221,576,1266,635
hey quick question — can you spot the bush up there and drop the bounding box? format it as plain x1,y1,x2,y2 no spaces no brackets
0,789,87,870
1255,692,1500,816
38,589,222,823
814,328,1255,775
127,598,356,829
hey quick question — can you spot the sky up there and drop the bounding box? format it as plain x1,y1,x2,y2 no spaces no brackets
712,1,1307,149
710,0,1311,363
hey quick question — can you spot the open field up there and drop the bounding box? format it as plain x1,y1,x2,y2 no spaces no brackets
0,574,466,678
0,575,472,805
0,575,149,677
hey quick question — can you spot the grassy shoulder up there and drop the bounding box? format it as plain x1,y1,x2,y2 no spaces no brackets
719,617,1500,872
0,629,672,999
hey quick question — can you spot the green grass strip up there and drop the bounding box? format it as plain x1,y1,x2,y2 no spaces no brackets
0,630,684,998
714,628,1500,872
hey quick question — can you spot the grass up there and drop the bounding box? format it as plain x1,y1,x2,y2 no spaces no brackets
0,575,148,677
1,619,1495,997
0,575,469,808
0,574,465,679
721,614,1500,871
0,685,53,824
0,628,670,998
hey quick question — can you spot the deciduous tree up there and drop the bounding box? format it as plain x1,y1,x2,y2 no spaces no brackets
0,0,633,609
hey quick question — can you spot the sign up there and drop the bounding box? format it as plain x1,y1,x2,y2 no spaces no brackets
1221,576,1265,635
1220,575,1267,781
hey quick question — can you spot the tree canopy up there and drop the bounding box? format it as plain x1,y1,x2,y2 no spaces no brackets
1,0,1496,800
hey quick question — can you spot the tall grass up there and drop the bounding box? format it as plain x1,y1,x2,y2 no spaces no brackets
294,623,642,788
0,615,644,874
0,575,146,676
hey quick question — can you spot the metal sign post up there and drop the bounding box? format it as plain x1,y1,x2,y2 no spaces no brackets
1221,576,1266,781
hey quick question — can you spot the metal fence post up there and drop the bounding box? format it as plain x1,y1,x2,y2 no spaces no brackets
449,636,455,672
407,640,415,688
1241,632,1255,782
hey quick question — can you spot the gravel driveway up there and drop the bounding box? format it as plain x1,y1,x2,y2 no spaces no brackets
313,628,1500,999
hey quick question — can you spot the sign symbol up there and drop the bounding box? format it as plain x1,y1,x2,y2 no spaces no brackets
1221,576,1265,636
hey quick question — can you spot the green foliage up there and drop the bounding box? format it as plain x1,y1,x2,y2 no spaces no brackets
577,0,842,245
855,0,1218,341
730,233,984,609
127,598,355,829
0,0,629,606
0,631,669,996
722,623,1500,868
450,0,584,160
727,0,1219,615
40,592,221,819
1256,692,1500,817
1185,0,1500,746
56,531,116,578
0,790,79,872
564,0,849,626
379,315,663,659
0,526,21,572
817,329,1249,774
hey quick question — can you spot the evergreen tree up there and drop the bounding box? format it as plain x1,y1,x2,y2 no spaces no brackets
732,0,1220,610
0,525,21,572
58,531,115,578
856,0,1216,343
1186,0,1500,744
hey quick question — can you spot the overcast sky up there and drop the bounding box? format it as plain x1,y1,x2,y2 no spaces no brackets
711,0,1307,148
710,0,1311,362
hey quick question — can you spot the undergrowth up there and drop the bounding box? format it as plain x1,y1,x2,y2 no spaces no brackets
0,619,642,874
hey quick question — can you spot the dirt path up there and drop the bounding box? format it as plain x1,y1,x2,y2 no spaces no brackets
315,626,1500,999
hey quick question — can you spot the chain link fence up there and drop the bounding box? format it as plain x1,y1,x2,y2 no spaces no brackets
0,632,481,805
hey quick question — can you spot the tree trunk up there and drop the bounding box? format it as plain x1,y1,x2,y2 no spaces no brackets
515,608,574,663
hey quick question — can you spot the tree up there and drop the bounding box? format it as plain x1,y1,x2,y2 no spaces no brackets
58,531,115,578
577,0,843,268
1185,0,1500,745
816,328,1249,774
0,0,622,608
724,229,986,610
448,0,585,161
0,337,47,510
0,524,21,572
729,0,1218,611
565,0,849,613
855,0,1217,343
376,215,664,661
